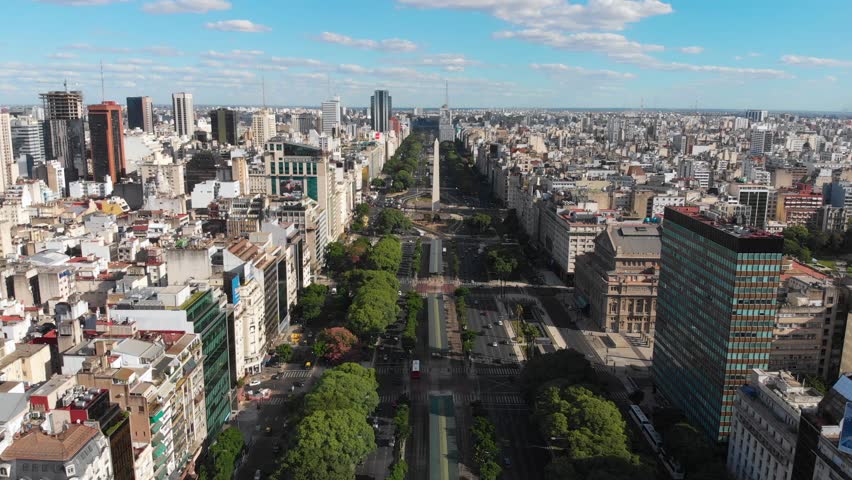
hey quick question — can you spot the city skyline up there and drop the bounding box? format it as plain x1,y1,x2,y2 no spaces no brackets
1,0,850,110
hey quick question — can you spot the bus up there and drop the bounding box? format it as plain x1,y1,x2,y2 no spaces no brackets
411,360,421,379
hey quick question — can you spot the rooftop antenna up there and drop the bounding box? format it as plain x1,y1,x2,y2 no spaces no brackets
444,80,449,107
63,78,68,93
99,59,105,101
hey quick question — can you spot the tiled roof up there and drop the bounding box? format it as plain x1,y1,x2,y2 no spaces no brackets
1,424,98,462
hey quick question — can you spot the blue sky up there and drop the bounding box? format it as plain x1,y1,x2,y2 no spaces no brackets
1,0,851,110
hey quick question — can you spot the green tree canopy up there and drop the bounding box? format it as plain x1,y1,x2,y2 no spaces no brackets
534,385,632,461
298,284,328,324
466,213,492,233
283,409,375,480
376,208,412,234
355,203,370,218
367,235,403,273
203,427,244,480
325,241,347,273
275,343,293,363
521,349,596,395
304,364,379,416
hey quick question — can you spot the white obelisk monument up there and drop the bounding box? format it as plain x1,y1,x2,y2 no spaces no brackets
432,138,440,212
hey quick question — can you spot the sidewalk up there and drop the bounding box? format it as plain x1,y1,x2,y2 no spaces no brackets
499,294,567,350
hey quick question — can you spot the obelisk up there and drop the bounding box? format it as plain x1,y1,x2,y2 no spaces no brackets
432,138,440,212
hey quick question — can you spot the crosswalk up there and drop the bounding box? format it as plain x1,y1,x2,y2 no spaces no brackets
375,366,404,375
378,391,525,406
475,366,520,376
279,369,311,378
257,395,288,406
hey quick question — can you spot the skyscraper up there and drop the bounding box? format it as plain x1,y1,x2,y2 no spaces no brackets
126,96,154,133
321,96,341,137
745,109,768,123
10,115,45,165
210,108,238,145
0,112,13,191
438,84,453,143
252,109,276,147
40,90,85,185
750,128,774,155
172,92,194,137
653,206,783,442
370,90,391,133
88,101,126,185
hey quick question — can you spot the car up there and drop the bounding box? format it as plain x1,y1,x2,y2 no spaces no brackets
496,320,503,326
484,324,492,329
272,443,281,453
254,469,262,480
490,342,498,347
294,381,305,388
270,374,280,380
383,355,389,361
249,380,262,387
503,457,512,468
501,340,510,345
265,426,272,434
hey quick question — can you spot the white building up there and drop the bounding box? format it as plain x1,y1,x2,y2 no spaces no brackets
252,109,276,146
727,369,821,480
171,92,194,137
321,97,341,137
69,177,113,198
0,113,13,192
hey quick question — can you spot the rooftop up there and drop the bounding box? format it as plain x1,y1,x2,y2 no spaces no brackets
1,424,98,462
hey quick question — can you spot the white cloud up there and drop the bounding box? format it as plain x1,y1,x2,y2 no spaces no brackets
826,75,838,82
35,0,127,5
403,53,482,72
200,59,225,68
317,32,418,52
396,0,672,32
530,62,636,79
494,30,663,56
204,20,271,32
142,46,184,56
48,52,78,59
127,58,154,64
63,43,132,54
202,49,264,59
781,55,852,68
679,46,703,54
142,0,230,14
338,64,372,74
270,57,324,68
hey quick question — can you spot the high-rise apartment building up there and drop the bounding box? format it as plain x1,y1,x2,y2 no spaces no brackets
251,109,276,146
729,184,770,228
88,101,126,185
0,112,13,192
370,90,391,133
40,90,85,185
210,108,238,145
126,96,153,133
10,115,45,164
171,92,194,137
321,96,341,136
653,206,783,442
750,127,774,155
746,109,768,123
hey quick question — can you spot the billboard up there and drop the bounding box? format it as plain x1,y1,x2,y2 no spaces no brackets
839,402,852,454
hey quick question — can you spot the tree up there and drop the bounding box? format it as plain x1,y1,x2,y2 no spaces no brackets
304,363,379,416
466,213,492,233
454,287,471,299
275,343,293,363
392,170,414,191
355,203,370,218
394,404,411,440
318,327,358,363
325,241,348,273
312,338,328,358
521,349,596,395
479,460,501,480
298,284,328,324
283,409,376,480
202,427,244,480
514,304,525,322
534,385,632,461
387,461,408,480
376,208,412,234
662,422,728,476
370,177,386,189
368,236,403,273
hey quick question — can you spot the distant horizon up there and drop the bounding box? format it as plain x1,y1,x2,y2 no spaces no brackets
2,1,851,110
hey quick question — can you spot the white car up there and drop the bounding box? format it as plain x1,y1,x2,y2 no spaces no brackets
491,342,498,347
249,380,262,387
497,320,503,326
254,469,262,480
